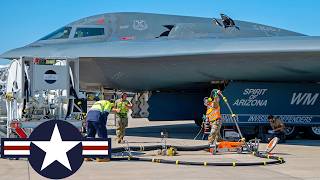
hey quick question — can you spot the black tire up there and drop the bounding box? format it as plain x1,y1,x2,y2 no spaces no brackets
305,126,320,139
284,126,299,139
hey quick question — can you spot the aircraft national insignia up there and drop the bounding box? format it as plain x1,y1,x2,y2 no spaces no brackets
133,20,148,31
0,120,111,179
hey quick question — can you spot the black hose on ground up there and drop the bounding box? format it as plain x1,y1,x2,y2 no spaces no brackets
112,145,162,153
112,145,210,153
172,145,210,151
111,155,284,166
111,145,285,167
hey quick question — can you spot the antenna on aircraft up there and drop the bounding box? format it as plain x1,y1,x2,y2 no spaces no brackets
213,18,223,27
213,13,240,30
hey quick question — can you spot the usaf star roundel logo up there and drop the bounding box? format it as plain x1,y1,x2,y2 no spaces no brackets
29,120,83,179
1,120,111,179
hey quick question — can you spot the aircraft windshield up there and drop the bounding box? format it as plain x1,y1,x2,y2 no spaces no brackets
40,27,72,40
74,28,105,38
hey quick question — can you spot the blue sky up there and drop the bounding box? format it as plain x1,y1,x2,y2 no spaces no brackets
0,0,319,64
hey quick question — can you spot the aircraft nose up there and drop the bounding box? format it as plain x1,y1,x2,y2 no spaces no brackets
0,47,28,59
0,45,48,59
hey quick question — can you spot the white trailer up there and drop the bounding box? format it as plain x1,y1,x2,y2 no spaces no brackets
2,57,83,138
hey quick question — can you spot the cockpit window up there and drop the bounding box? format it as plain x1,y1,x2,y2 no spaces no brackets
74,28,105,38
40,27,72,40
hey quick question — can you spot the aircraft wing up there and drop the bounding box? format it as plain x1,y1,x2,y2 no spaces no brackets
1,36,320,91
1,36,320,59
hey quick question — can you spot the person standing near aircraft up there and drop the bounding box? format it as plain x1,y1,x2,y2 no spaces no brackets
114,93,133,143
86,97,115,139
205,90,222,145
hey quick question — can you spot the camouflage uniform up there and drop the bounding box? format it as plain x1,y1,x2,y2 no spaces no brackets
115,99,130,141
208,119,222,144
205,98,222,144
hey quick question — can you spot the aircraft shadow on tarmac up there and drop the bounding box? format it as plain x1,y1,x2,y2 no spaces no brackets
284,139,320,147
271,153,292,156
108,123,200,140
107,123,320,146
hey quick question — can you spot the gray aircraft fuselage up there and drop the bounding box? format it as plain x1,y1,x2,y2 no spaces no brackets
1,12,320,91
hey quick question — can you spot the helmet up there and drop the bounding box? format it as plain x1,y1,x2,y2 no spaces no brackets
211,89,219,98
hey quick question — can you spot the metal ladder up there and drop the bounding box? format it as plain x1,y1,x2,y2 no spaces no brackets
0,101,7,139
202,121,211,140
0,115,7,139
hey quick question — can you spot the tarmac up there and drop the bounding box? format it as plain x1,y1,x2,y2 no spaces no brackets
0,118,320,180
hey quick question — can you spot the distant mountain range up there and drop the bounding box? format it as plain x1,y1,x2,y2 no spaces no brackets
0,64,9,69
0,59,10,66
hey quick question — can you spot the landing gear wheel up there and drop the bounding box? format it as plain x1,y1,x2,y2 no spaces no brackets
131,94,141,118
284,126,299,139
306,126,320,139
138,92,150,118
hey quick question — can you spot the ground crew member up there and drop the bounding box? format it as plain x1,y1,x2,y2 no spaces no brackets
267,115,286,142
114,93,132,143
205,90,222,145
86,98,115,138
85,97,115,162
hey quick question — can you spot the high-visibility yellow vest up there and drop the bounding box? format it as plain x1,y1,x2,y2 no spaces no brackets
90,100,114,112
116,99,130,114
105,102,114,112
206,102,221,122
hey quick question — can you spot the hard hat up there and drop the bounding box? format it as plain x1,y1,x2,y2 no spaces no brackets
211,89,219,98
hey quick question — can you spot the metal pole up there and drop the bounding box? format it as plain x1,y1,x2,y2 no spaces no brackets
6,101,11,138
219,93,244,139
218,91,251,152
114,93,117,127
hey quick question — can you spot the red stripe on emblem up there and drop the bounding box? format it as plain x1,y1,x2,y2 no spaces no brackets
82,146,108,150
4,146,31,150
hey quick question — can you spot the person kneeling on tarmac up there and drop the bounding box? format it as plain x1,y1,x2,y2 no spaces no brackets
85,97,116,162
205,90,222,145
267,115,286,143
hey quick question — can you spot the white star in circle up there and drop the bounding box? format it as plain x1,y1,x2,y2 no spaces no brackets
32,124,80,171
